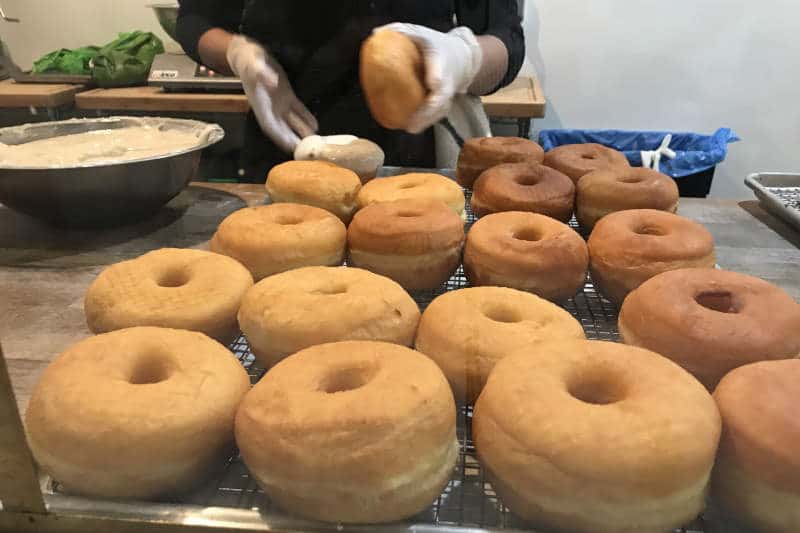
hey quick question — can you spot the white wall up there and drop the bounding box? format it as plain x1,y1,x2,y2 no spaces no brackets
523,0,800,198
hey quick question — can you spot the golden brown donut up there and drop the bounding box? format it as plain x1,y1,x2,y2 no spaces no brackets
356,173,466,219
470,162,575,221
588,209,716,304
414,287,585,403
266,160,362,223
238,266,420,367
294,134,385,183
577,167,679,230
85,248,253,343
360,30,426,130
235,341,457,523
474,340,721,533
456,137,545,188
347,199,464,290
713,360,800,532
619,268,800,390
543,143,630,184
25,327,250,500
464,212,588,301
210,203,346,281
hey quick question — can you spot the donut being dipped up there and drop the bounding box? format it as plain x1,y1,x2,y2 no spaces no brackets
456,137,545,189
473,340,721,533
294,135,384,183
619,268,800,390
357,172,465,219
348,199,464,290
543,143,630,184
713,359,800,532
235,341,457,523
25,327,250,500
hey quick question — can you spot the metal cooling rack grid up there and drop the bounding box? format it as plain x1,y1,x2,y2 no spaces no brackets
766,186,800,212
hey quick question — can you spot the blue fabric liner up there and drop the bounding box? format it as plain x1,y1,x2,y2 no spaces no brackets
538,128,740,179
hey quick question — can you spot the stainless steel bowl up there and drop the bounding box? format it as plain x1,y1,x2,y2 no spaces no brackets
0,116,224,227
148,3,179,42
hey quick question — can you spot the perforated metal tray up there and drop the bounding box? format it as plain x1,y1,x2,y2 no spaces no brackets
745,172,800,232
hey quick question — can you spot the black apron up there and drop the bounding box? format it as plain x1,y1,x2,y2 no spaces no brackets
238,0,457,182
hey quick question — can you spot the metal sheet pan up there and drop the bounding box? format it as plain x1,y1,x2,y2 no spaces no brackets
745,172,800,232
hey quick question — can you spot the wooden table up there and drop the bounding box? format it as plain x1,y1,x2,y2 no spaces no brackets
0,79,85,120
1,182,798,416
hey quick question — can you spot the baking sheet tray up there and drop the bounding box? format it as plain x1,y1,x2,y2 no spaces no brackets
745,172,800,232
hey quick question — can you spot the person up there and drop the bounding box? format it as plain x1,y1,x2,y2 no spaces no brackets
176,1,524,181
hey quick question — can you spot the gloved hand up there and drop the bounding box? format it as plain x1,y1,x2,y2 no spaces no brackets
226,35,318,152
377,23,483,135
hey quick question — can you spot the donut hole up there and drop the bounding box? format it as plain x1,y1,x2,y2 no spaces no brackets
494,138,521,146
311,284,348,296
396,210,423,218
568,375,626,405
634,225,668,236
320,365,376,394
696,291,741,314
581,153,597,160
512,227,542,242
515,174,541,187
274,214,304,225
397,182,421,190
618,175,645,184
156,268,190,288
128,357,172,385
483,305,523,324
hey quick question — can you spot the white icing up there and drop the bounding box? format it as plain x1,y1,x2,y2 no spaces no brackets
294,134,358,160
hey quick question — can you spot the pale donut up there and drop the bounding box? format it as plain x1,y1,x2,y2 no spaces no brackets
356,173,466,219
294,135,385,183
235,340,457,523
713,360,800,532
414,287,585,403
25,327,250,500
474,340,721,533
347,199,464,290
85,248,253,343
577,167,680,230
464,212,588,301
266,160,362,223
456,137,545,189
619,268,800,390
543,143,630,184
238,266,420,367
588,209,716,305
210,203,346,281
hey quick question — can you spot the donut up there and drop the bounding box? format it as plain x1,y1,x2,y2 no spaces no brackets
294,134,385,183
713,360,800,532
25,327,250,500
577,167,679,230
464,212,587,301
473,340,721,533
588,209,716,304
238,266,420,367
414,287,585,403
235,340,457,523
360,30,426,130
347,199,464,290
456,137,545,188
85,248,253,343
619,268,800,390
210,203,346,281
470,162,575,221
266,160,362,223
356,173,466,219
543,143,630,184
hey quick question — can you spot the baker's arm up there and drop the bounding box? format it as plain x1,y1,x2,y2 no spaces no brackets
175,0,242,74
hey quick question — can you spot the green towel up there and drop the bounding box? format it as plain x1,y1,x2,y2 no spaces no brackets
30,31,164,87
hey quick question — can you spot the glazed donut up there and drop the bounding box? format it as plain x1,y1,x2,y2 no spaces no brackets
238,266,420,367
25,327,250,500
577,167,679,230
360,30,426,130
588,209,716,305
415,287,585,403
473,340,721,533
266,160,362,223
713,360,800,532
210,204,346,281
470,162,575,221
464,212,588,301
543,143,630,184
357,173,466,219
348,199,464,290
619,268,800,390
235,340,457,523
294,134,385,183
456,137,545,188
85,248,253,343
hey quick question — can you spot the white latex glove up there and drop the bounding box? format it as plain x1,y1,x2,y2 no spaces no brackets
226,35,318,153
377,23,483,134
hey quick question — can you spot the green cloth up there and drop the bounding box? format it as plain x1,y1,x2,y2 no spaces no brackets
30,31,164,87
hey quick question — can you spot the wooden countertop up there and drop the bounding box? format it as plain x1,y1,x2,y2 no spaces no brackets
1,180,798,416
74,75,546,119
0,79,85,109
